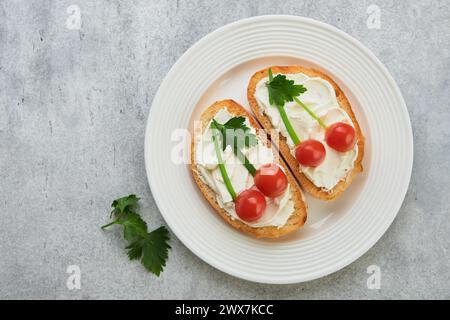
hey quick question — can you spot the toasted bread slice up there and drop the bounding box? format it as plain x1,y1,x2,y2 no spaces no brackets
247,66,364,201
190,99,307,238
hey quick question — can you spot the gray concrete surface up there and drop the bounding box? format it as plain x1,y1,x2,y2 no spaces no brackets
0,0,449,299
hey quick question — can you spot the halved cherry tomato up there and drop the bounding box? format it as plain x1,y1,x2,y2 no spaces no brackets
325,122,356,152
235,189,266,222
295,139,326,167
254,164,288,198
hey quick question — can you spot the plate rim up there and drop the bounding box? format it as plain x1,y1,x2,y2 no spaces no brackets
144,15,413,284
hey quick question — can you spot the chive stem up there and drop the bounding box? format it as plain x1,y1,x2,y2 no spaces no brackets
234,147,256,176
277,104,301,146
293,96,328,129
211,124,237,201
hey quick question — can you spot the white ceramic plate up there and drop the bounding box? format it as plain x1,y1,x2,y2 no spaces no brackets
145,16,413,284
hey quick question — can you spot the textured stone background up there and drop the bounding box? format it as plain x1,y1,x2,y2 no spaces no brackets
0,0,449,299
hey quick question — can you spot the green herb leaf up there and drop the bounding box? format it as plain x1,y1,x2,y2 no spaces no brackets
212,117,257,151
223,116,246,129
102,195,171,276
121,211,148,242
211,117,258,176
126,240,143,260
126,226,171,276
111,194,139,215
266,73,307,107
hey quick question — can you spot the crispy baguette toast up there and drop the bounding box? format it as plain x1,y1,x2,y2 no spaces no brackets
190,99,307,238
247,66,365,201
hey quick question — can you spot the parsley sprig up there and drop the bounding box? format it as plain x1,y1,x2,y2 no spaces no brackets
266,69,303,145
211,117,257,175
210,116,258,201
101,194,171,276
265,68,328,145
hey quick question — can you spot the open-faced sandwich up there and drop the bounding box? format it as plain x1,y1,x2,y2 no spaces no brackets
248,66,364,200
191,99,307,238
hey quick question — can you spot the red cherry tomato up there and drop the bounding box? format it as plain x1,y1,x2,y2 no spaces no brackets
235,189,266,222
325,122,356,152
295,139,326,167
254,164,288,198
